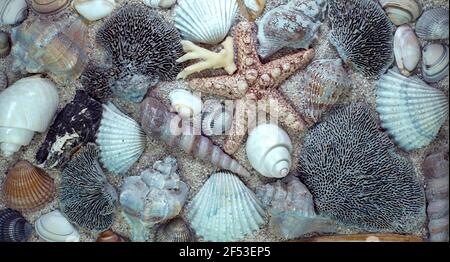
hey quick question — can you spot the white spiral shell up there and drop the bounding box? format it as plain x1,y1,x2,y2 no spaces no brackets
72,0,116,21
96,102,146,175
169,89,203,118
246,124,293,178
35,210,80,242
187,171,266,242
174,0,238,45
376,70,449,151
394,25,421,76
422,43,449,83
0,76,59,157
0,0,28,25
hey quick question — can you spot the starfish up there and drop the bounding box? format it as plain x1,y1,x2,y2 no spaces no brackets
188,21,315,154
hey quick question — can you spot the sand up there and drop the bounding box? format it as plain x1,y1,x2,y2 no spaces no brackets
0,0,448,242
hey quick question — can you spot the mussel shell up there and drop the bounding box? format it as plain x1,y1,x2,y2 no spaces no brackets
0,209,32,242
422,43,449,83
379,0,422,25
29,0,71,15
415,8,449,40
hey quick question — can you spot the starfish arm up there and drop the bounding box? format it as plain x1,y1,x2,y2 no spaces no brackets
188,74,249,99
234,22,263,72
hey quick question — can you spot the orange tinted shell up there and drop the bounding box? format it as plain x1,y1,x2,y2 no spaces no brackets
96,230,129,242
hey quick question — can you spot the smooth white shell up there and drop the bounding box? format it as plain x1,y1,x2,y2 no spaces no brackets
246,124,293,178
174,0,238,45
394,25,421,76
169,89,203,118
72,0,115,21
0,76,59,157
187,172,266,242
143,0,176,8
422,43,449,83
0,0,28,25
376,70,449,151
35,210,80,242
379,0,422,25
96,102,146,175
415,8,449,40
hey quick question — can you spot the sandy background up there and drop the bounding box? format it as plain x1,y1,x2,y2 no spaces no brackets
0,0,448,242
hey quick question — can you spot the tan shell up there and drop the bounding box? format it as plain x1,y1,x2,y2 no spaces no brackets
29,0,71,15
2,160,56,212
96,230,129,242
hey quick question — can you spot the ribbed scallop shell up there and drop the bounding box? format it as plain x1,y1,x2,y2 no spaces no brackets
155,218,195,242
422,43,449,83
415,8,449,40
174,0,238,45
35,210,80,242
0,209,32,242
2,161,56,212
96,102,146,175
376,70,449,151
0,0,28,25
379,0,422,25
187,172,266,242
29,0,71,15
0,30,11,58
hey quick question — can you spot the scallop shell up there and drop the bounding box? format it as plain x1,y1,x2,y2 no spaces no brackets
35,210,80,242
201,102,233,136
96,230,129,242
394,25,421,76
422,43,449,83
236,0,265,21
143,0,176,9
0,30,11,58
72,0,116,21
169,89,203,118
0,209,32,242
174,0,238,45
96,102,146,175
155,218,195,242
29,0,71,15
2,160,56,212
246,124,293,178
0,0,28,25
187,171,266,242
379,0,422,25
415,8,449,40
376,70,449,151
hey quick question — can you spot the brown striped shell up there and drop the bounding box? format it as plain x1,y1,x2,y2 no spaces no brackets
2,160,56,212
96,230,130,242
29,0,71,15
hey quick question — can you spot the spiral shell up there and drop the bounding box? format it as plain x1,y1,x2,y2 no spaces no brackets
187,171,266,242
246,124,292,178
376,70,449,151
72,0,116,21
415,8,449,40
96,230,129,242
169,89,203,118
174,0,238,45
0,30,11,58
236,0,265,21
201,102,233,136
0,209,32,242
96,102,146,175
394,25,421,76
0,0,28,25
29,0,71,15
379,0,422,25
155,218,195,242
0,75,59,157
35,210,80,242
2,161,56,212
422,43,449,83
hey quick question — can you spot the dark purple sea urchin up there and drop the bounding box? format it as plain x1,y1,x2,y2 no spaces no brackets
297,103,426,233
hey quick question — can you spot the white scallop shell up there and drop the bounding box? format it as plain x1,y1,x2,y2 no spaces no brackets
0,0,28,25
187,171,266,242
422,43,449,83
35,210,80,242
174,0,238,45
96,102,146,175
143,0,176,8
394,25,421,76
246,124,293,178
169,89,203,118
379,0,422,25
201,103,233,136
376,70,449,151
72,0,115,21
0,75,59,157
415,8,449,40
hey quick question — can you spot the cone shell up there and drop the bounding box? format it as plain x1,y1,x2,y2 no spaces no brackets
35,210,80,242
29,0,71,15
169,89,203,118
187,172,266,242
379,0,422,25
0,0,28,25
96,230,129,242
422,43,449,83
0,30,11,58
236,0,265,21
415,8,449,40
155,218,195,242
394,25,421,76
0,209,32,242
174,0,238,45
376,70,449,151
96,102,146,175
2,161,56,212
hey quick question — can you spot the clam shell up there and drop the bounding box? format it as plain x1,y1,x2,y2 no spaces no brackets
174,0,238,45
0,209,32,242
422,43,449,83
96,102,146,175
2,161,56,212
29,0,70,15
143,0,176,9
201,102,233,136
376,70,449,151
415,8,449,40
72,0,115,21
35,210,80,242
96,230,129,242
187,171,266,242
379,0,422,25
0,0,28,25
169,89,203,118
394,25,421,76
0,30,11,58
236,0,265,21
155,218,195,242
